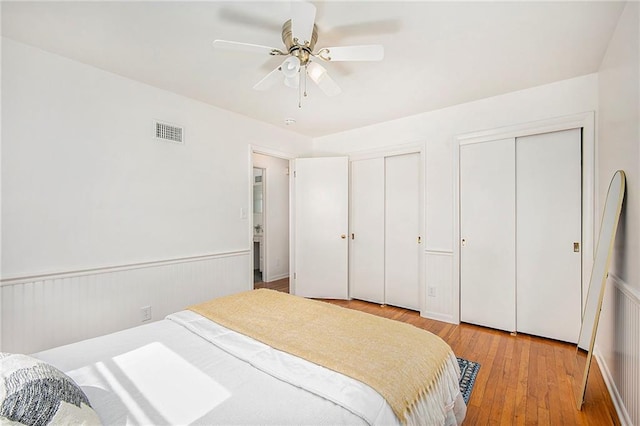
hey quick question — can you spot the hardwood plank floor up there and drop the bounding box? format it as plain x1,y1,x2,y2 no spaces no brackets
254,276,289,293
259,278,619,425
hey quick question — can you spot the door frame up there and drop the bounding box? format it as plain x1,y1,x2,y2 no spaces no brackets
453,112,596,324
248,145,295,288
349,143,425,314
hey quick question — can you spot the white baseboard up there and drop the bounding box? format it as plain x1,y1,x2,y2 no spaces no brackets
420,310,456,324
265,272,289,282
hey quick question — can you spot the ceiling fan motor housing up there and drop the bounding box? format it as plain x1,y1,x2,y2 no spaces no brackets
282,19,317,65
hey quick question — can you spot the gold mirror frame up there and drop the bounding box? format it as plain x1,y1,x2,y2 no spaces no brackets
572,170,626,409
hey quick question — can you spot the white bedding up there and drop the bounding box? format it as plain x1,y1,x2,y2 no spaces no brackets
34,310,466,425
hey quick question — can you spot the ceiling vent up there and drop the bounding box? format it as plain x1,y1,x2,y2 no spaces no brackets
154,121,184,144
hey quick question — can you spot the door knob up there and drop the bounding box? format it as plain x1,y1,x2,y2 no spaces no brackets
341,234,346,239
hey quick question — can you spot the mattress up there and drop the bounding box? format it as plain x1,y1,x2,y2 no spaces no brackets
34,310,466,425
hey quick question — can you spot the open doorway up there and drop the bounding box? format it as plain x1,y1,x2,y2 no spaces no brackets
252,152,290,293
252,167,265,283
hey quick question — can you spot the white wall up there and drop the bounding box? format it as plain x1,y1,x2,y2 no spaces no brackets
1,38,311,278
252,153,290,281
597,2,639,290
314,73,599,321
594,3,640,424
0,38,312,352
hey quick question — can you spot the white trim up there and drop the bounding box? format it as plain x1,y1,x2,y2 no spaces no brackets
611,272,640,304
420,311,455,324
0,249,251,287
425,249,453,256
452,130,461,324
458,112,595,145
265,272,290,282
453,112,595,324
347,142,425,161
249,145,297,291
251,145,296,161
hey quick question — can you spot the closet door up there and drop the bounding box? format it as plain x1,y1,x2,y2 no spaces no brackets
350,158,385,303
460,138,516,332
385,153,420,311
293,157,349,299
516,129,582,343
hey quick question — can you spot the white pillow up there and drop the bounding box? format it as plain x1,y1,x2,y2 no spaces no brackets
0,353,101,425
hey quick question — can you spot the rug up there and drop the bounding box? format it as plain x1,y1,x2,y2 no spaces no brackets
457,357,480,404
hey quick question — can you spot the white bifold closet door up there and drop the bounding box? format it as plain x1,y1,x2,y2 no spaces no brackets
349,153,420,311
460,138,517,332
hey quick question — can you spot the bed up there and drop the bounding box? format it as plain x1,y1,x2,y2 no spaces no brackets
2,289,466,425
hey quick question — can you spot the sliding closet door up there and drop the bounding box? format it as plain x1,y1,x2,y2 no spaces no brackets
460,138,516,332
516,129,582,343
349,158,385,304
385,153,420,311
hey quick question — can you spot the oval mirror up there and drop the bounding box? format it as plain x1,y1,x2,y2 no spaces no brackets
572,170,625,409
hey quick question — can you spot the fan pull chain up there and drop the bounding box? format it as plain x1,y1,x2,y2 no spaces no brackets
304,65,308,98
298,68,302,108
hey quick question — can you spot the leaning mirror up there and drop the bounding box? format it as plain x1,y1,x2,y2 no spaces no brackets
572,170,625,409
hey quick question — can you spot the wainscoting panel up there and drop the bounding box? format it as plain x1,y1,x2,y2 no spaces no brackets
1,251,251,354
613,276,640,425
423,250,454,323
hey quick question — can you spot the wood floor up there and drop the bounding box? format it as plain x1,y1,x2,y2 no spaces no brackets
256,278,619,425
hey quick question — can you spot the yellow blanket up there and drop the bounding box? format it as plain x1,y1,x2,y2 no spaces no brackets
189,289,453,423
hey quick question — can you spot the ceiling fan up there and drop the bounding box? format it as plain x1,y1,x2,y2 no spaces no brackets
213,2,384,104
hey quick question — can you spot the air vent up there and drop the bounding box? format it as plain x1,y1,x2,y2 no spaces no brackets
154,121,184,144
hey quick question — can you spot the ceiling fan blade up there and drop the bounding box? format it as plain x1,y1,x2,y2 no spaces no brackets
218,8,282,33
213,40,282,55
318,45,384,62
307,62,341,97
291,2,316,46
253,66,283,91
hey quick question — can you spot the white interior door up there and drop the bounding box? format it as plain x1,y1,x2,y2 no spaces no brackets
460,138,516,332
516,129,582,342
385,153,421,311
350,158,385,303
293,157,349,299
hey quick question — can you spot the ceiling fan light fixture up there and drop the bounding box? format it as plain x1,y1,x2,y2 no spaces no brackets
281,56,300,79
307,62,327,84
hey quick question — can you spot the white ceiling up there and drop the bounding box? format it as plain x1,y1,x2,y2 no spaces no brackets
1,1,625,138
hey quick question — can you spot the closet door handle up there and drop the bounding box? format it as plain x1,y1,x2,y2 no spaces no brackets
341,234,346,239
351,233,355,240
